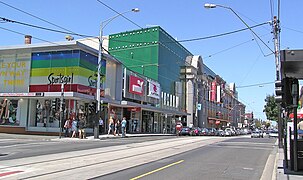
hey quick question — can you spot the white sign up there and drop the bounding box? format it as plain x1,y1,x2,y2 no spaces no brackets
197,104,202,110
148,80,161,99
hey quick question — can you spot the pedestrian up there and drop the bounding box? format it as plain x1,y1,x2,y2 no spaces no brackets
176,122,183,136
107,116,114,135
71,116,78,138
78,118,86,139
64,118,72,137
121,117,127,137
99,117,104,134
114,119,121,136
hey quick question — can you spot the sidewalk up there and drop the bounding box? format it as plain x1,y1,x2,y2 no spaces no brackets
275,147,303,180
54,133,175,141
0,132,174,141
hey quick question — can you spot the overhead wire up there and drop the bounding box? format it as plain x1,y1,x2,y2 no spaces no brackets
236,81,274,88
0,17,92,38
0,0,276,108
96,0,141,29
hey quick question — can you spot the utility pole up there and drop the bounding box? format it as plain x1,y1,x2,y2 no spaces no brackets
272,16,284,149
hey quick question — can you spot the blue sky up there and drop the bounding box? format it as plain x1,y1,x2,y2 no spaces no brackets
1,0,302,120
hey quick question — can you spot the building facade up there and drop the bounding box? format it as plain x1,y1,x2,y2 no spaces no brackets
107,26,246,130
108,26,191,128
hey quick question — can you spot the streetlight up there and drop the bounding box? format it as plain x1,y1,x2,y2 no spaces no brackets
204,3,274,54
95,8,140,139
227,103,241,127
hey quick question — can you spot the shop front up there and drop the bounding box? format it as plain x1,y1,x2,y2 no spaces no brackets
0,42,107,135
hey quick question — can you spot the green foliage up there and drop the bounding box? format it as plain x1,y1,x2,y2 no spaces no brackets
263,94,279,121
255,119,262,128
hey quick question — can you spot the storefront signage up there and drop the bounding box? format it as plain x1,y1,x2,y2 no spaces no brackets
0,92,44,97
148,80,160,99
88,73,104,89
0,53,31,93
129,75,144,95
128,107,141,112
88,74,97,87
48,73,74,85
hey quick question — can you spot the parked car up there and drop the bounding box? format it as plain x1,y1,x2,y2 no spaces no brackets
207,128,217,136
200,128,209,136
180,127,191,136
251,130,263,138
224,128,233,136
216,129,229,137
215,129,224,136
269,130,279,138
191,127,202,136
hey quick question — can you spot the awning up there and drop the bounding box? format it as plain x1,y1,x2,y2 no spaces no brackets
289,112,303,119
109,100,189,116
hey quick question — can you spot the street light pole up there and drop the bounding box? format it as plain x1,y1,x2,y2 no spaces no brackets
95,8,140,139
204,3,274,54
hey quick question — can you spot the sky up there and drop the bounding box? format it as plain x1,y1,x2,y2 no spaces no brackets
1,0,303,120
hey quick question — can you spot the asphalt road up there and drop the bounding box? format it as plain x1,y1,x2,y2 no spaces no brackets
0,134,277,179
0,135,175,160
97,137,277,180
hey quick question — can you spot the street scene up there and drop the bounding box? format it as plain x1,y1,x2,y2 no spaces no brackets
1,0,303,179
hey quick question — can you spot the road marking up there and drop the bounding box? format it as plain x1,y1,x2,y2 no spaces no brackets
243,167,254,170
130,160,184,180
0,171,23,177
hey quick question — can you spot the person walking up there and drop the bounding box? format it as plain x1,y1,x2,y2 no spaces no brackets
121,117,127,138
99,117,104,134
71,117,78,138
64,118,72,137
114,119,121,136
176,122,183,136
107,117,114,136
78,118,86,139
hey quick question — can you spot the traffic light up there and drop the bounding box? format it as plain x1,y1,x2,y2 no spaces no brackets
88,102,96,114
283,77,293,108
275,80,283,104
51,99,57,110
275,77,298,108
61,99,66,111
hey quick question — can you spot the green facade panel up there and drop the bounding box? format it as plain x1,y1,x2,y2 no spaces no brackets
109,26,192,93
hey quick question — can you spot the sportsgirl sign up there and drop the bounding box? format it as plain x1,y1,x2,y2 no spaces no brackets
129,75,144,96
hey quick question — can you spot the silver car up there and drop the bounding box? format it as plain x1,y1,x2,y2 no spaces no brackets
251,131,263,138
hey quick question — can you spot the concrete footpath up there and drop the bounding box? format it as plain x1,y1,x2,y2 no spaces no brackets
275,147,303,180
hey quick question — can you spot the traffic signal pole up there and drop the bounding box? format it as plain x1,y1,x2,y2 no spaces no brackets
59,83,64,139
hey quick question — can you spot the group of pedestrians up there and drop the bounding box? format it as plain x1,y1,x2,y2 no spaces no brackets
63,114,86,139
107,116,127,137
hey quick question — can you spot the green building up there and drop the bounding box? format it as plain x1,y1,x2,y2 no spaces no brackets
108,26,192,94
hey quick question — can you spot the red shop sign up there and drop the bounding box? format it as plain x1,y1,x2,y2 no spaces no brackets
129,75,144,95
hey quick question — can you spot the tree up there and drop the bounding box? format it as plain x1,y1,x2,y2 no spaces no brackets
263,94,279,121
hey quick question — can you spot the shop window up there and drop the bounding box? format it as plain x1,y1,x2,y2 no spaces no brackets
0,99,19,126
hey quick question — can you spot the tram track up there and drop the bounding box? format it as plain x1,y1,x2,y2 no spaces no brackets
0,137,224,179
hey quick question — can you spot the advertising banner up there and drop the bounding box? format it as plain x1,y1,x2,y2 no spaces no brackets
148,80,160,99
129,75,144,95
211,81,216,102
0,53,31,92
